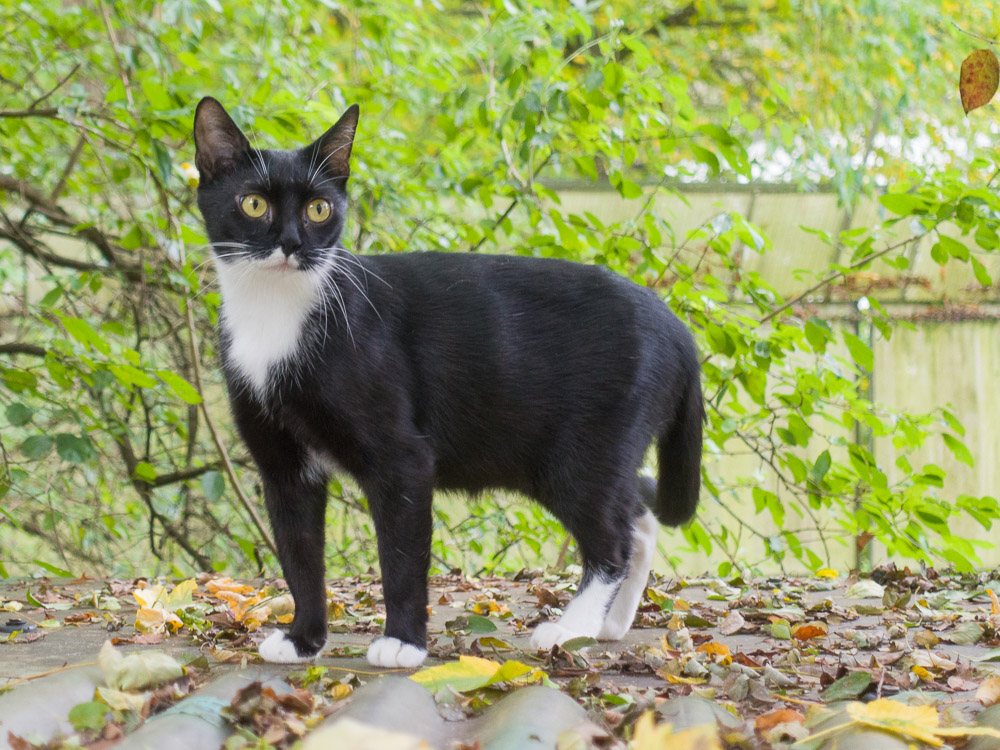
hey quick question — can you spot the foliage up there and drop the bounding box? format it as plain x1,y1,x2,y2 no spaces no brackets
1,0,999,578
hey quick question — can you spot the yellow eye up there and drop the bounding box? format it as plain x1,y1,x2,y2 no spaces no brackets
239,194,268,218
306,198,332,223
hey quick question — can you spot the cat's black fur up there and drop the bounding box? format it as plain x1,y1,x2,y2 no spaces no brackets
193,97,703,660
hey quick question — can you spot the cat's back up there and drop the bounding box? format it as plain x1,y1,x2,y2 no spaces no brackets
363,250,664,319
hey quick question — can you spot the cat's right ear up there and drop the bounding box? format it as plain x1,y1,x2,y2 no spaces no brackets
193,97,250,182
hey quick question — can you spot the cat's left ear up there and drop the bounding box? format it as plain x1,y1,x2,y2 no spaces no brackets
310,105,360,178
193,97,250,182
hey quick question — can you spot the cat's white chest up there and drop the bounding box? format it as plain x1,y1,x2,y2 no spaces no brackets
215,256,324,398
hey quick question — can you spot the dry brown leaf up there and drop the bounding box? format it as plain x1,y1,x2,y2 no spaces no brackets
961,49,1000,114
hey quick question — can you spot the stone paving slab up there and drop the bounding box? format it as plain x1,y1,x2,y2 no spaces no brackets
3,573,1000,748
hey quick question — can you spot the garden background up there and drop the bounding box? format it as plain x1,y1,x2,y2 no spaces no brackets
2,0,1000,581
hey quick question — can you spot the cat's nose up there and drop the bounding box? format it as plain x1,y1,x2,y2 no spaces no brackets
279,229,301,257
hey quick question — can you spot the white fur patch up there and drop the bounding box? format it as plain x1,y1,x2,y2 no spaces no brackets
215,249,326,398
599,509,658,641
258,629,323,664
530,578,619,650
366,636,428,668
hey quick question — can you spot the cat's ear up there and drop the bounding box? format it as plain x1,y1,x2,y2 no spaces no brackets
193,97,250,182
311,104,360,178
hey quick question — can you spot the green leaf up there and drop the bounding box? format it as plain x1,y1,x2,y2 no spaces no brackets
33,559,74,577
5,403,33,426
812,450,832,482
202,470,226,502
943,434,975,467
943,621,983,645
134,462,157,483
601,61,625,94
821,671,871,701
20,435,53,459
68,701,109,731
155,370,203,404
972,257,992,286
842,331,873,371
879,192,926,216
458,614,498,634
937,234,970,261
55,433,94,464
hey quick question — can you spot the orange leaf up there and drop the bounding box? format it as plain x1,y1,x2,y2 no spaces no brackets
755,709,805,733
791,621,828,640
696,641,731,661
989,589,1000,616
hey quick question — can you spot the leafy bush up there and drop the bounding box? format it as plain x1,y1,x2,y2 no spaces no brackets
1,1,998,577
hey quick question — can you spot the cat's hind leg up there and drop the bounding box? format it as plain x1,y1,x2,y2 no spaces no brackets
598,506,658,641
530,480,635,651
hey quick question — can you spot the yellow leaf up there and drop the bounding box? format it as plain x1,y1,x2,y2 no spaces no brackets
977,676,1000,706
989,589,1000,616
135,606,182,634
166,579,197,609
97,686,147,712
134,585,168,609
658,671,707,685
696,641,731,663
277,613,294,624
331,683,353,701
846,699,943,746
912,665,935,682
205,577,254,595
816,568,838,579
410,655,500,692
630,711,722,750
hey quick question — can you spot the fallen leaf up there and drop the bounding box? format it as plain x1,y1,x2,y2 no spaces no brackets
719,610,745,635
977,677,1000,706
98,640,184,691
791,621,828,640
821,671,871,702
631,711,722,750
755,708,805,733
845,580,884,598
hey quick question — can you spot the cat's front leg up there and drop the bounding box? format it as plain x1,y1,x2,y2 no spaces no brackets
257,466,330,663
362,454,434,669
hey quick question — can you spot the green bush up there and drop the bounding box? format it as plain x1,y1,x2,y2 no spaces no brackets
1,0,997,578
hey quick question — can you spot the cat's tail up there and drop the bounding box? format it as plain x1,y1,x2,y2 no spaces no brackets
641,369,703,526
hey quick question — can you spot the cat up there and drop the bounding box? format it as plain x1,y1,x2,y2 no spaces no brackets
192,97,703,668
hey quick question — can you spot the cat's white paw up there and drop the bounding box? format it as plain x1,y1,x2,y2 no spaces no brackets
531,621,586,651
258,630,323,664
597,607,635,641
366,636,427,668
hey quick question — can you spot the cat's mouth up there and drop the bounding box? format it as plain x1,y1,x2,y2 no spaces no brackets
258,248,302,272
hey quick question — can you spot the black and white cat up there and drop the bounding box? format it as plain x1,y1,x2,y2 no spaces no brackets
193,98,703,668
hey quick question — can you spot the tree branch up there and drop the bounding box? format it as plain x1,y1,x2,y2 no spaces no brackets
0,343,46,357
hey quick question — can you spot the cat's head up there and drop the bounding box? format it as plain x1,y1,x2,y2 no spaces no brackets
193,97,359,273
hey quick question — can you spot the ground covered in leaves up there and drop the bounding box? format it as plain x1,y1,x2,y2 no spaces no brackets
5,564,1000,747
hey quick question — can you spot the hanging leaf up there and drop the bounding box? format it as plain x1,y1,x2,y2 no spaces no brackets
960,49,1000,114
